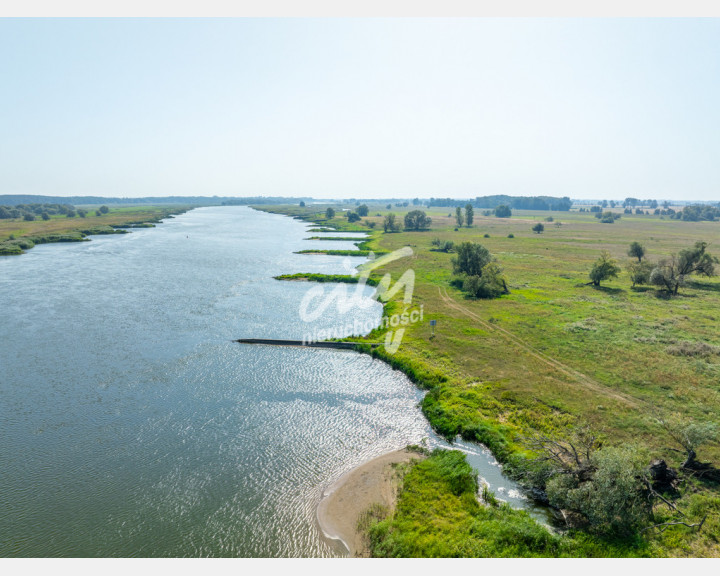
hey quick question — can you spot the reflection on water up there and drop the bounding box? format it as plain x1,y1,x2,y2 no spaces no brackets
0,206,544,557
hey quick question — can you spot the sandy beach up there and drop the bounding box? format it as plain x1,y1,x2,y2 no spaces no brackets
317,448,424,557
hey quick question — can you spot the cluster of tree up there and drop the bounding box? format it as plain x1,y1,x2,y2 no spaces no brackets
427,195,572,211
623,198,659,209
380,210,432,232
221,197,314,206
589,241,717,294
0,203,111,221
404,210,432,230
648,242,717,294
517,419,717,536
454,204,475,227
451,242,509,298
0,203,76,220
578,203,720,222
673,204,720,222
595,211,622,223
383,213,400,232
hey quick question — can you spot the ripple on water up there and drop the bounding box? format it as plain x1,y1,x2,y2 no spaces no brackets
0,207,545,557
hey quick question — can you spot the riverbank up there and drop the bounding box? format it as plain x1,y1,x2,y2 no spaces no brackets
0,205,191,255
317,448,425,557
256,202,720,557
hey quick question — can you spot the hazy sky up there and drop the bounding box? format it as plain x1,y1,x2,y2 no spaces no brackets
1,18,719,200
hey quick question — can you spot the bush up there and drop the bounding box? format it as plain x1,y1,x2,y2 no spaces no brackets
453,242,491,276
507,233,514,238
627,260,653,287
462,263,508,298
495,205,512,218
532,223,544,234
589,251,620,286
431,238,454,252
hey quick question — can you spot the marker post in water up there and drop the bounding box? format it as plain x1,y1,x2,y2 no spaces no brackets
430,319,437,338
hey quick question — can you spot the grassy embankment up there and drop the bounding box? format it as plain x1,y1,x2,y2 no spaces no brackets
365,448,635,557
0,205,190,255
274,273,380,286
258,203,720,557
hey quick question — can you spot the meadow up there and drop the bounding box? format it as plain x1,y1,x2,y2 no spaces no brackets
0,205,190,255
259,202,720,557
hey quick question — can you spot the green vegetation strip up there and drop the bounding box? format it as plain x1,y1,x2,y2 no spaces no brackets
274,273,380,286
295,249,387,256
304,236,368,241
365,449,642,557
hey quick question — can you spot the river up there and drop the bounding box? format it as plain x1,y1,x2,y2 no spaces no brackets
0,206,540,557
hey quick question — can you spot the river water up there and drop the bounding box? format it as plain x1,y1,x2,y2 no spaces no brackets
0,206,538,557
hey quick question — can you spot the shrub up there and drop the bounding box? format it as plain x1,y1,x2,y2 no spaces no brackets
532,223,544,234
495,205,512,218
431,238,454,253
462,263,509,298
453,242,491,276
627,260,653,287
589,251,620,286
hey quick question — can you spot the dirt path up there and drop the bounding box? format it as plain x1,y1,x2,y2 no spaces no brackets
437,287,641,409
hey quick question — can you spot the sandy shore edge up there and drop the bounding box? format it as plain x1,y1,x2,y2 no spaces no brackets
316,448,424,557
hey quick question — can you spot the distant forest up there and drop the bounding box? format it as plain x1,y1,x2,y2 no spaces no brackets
427,195,573,211
0,195,311,206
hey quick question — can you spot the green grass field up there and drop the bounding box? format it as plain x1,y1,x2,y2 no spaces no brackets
259,202,720,557
0,205,190,255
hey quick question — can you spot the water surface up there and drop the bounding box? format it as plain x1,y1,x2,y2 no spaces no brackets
0,206,539,557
